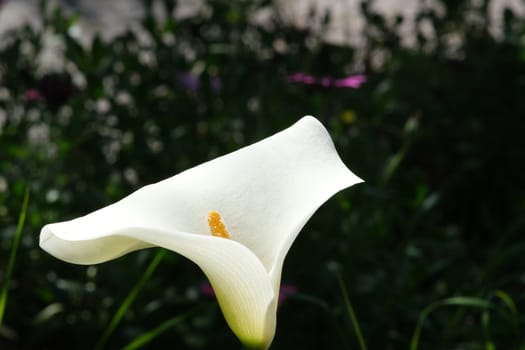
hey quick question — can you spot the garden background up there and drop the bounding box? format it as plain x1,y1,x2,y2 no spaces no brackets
1,0,525,349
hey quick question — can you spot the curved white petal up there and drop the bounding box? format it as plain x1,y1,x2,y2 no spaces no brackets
39,115,362,348
41,222,276,347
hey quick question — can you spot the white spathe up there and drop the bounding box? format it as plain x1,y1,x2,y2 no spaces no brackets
39,116,363,349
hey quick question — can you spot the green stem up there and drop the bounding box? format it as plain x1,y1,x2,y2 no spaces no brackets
0,187,30,328
94,249,166,350
409,297,492,350
335,269,368,350
242,345,266,350
122,305,202,350
292,292,351,350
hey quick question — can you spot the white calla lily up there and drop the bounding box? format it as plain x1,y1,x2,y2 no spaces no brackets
39,116,363,349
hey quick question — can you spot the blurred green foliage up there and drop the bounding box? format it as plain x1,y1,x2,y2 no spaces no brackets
1,0,525,349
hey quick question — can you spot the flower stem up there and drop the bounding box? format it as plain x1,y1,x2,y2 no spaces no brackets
242,345,267,350
122,305,203,350
94,249,167,350
335,269,368,350
0,187,30,328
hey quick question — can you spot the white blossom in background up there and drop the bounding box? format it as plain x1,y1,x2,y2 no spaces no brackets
1,0,523,60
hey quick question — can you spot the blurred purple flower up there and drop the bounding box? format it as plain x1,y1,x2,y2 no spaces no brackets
200,281,216,299
31,73,78,108
332,74,367,88
277,284,298,305
24,88,43,102
176,72,222,92
176,72,201,91
210,76,221,92
286,73,316,85
286,72,366,89
200,281,297,307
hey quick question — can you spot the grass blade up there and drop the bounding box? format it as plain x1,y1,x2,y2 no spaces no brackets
409,296,492,350
491,290,518,318
292,292,351,350
122,306,201,350
0,187,30,328
335,269,368,350
94,249,167,350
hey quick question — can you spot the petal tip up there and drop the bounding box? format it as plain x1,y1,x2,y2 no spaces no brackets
354,175,365,185
39,225,52,247
299,115,321,125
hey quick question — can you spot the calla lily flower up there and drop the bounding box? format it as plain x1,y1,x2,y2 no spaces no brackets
39,116,362,349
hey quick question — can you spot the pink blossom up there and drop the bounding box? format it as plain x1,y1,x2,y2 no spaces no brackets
285,73,366,89
332,74,367,88
200,281,216,298
285,73,316,85
277,284,298,305
320,77,332,87
24,88,43,102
